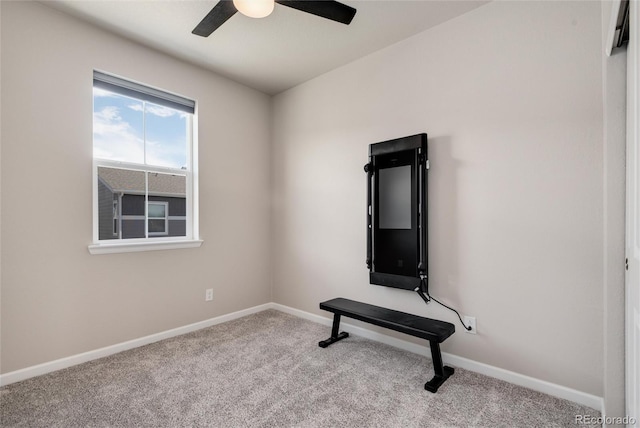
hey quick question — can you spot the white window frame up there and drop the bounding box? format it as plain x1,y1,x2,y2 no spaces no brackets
89,71,202,254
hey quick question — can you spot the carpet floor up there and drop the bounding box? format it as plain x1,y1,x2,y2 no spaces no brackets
1,309,600,427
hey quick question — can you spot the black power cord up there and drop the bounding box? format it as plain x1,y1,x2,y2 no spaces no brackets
415,277,472,332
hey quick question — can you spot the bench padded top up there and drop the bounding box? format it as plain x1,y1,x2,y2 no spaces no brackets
320,298,455,343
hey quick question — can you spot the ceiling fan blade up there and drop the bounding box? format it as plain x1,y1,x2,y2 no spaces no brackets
192,1,238,37
275,1,356,25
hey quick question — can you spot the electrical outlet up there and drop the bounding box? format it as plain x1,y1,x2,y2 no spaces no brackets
463,316,476,334
205,289,213,301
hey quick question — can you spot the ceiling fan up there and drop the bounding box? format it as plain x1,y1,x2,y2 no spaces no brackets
192,0,357,37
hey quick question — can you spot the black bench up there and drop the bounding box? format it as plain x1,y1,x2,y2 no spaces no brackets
319,297,455,392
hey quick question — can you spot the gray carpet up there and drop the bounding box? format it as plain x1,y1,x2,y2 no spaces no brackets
1,309,600,427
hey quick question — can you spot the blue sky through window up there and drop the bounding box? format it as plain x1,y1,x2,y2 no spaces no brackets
93,87,187,169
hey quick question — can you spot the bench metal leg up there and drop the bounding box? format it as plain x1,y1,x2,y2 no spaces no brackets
319,313,349,348
425,340,454,393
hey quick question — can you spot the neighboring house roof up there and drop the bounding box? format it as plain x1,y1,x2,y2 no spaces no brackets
98,167,186,197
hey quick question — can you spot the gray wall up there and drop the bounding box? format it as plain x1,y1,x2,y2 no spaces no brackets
0,1,272,373
272,0,609,397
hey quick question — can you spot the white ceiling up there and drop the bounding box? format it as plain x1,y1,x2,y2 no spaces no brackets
44,0,489,95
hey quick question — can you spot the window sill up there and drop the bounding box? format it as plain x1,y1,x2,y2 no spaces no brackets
88,239,203,255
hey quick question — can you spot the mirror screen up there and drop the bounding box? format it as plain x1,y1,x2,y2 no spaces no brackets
378,165,411,229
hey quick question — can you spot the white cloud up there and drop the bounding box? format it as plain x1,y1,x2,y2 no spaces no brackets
128,103,186,118
92,87,117,98
93,106,144,164
145,139,186,169
146,105,179,118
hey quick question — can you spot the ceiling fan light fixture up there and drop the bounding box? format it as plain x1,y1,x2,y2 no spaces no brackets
233,0,275,18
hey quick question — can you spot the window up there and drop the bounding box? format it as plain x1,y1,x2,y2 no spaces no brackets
90,71,201,254
147,201,168,236
113,200,119,237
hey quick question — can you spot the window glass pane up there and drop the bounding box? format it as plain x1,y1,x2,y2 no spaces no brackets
98,167,146,240
148,219,166,233
93,89,144,164
148,203,166,218
144,101,188,169
113,201,118,235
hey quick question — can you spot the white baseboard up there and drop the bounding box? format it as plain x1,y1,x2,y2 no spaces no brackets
0,303,271,387
272,303,604,412
1,302,604,414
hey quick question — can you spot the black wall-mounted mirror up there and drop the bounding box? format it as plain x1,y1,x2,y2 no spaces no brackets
366,134,428,291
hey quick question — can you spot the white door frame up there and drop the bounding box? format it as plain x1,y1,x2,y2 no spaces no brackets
626,0,639,425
